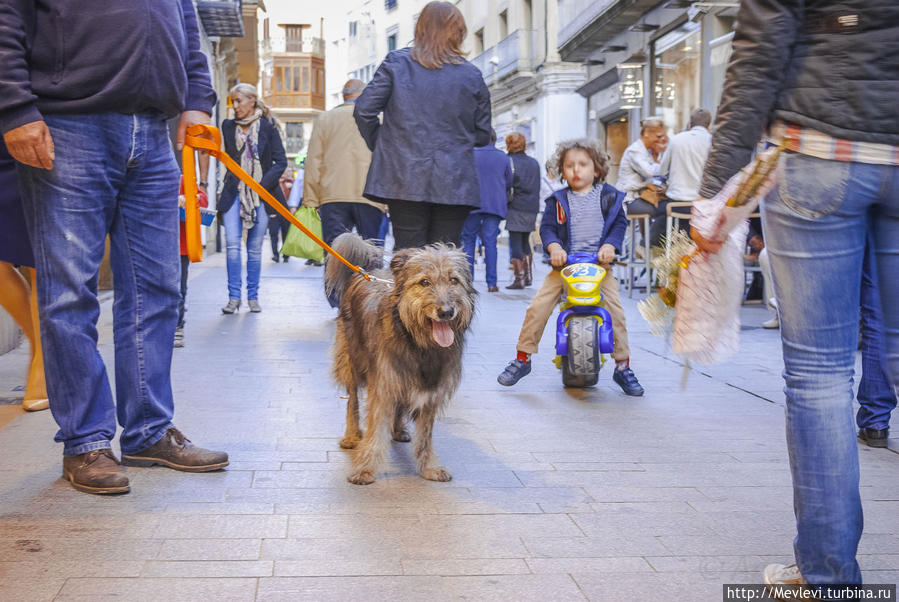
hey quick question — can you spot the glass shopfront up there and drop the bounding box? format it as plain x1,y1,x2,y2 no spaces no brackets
651,21,702,132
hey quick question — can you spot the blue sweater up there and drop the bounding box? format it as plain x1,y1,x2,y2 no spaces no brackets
0,0,216,134
539,183,627,255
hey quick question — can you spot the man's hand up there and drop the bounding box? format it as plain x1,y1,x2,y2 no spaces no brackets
176,110,212,151
597,243,616,264
4,121,55,169
548,242,567,268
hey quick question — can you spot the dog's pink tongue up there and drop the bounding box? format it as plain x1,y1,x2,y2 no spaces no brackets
432,321,455,347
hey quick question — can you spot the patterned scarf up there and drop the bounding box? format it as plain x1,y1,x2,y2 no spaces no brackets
234,108,264,230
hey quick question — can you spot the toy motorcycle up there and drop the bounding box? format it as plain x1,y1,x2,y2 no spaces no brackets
553,252,615,387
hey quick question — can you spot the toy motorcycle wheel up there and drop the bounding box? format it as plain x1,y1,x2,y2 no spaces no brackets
562,316,600,388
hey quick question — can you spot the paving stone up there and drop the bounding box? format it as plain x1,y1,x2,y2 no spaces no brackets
1,251,897,599
157,538,261,561
55,577,258,601
140,560,273,577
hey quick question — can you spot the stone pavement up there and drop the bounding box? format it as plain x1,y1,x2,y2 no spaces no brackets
0,249,897,601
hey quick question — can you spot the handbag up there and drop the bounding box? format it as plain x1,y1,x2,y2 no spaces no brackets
280,207,325,262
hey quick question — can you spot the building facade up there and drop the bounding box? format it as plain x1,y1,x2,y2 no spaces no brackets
557,0,737,183
458,0,587,168
260,22,327,161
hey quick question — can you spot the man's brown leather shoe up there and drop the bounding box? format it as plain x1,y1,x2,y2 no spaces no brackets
62,449,130,494
121,427,228,472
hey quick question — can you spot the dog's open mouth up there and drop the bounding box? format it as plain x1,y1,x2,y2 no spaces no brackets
431,320,455,347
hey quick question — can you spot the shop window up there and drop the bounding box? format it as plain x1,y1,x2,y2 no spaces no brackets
651,22,701,131
285,122,304,154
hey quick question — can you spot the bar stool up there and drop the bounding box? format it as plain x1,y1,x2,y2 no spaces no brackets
622,213,652,297
664,201,694,258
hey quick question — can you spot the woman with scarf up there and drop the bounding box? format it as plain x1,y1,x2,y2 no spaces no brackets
218,83,287,314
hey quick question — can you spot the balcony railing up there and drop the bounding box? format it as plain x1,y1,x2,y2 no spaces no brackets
262,36,326,57
196,0,244,37
471,29,538,86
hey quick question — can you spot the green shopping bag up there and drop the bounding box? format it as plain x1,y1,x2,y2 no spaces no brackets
280,207,325,262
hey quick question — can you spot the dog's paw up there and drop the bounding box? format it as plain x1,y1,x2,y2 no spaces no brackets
392,429,411,443
347,470,375,485
339,436,360,449
421,467,452,482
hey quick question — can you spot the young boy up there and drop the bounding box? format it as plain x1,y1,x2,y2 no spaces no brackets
497,139,644,396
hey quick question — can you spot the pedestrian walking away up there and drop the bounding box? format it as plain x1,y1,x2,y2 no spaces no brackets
504,132,541,289
461,130,512,292
304,79,387,305
0,0,228,494
497,139,644,397
353,1,492,250
693,0,899,590
218,83,288,315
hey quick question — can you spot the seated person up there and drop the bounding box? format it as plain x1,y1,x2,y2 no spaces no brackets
497,139,644,396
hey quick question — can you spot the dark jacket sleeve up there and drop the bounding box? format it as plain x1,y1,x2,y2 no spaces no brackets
260,120,287,193
0,0,40,133
181,0,216,114
605,205,627,253
353,57,393,151
473,75,492,148
699,0,801,198
539,196,563,250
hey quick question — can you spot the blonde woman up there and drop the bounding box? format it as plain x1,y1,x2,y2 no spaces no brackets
217,84,287,314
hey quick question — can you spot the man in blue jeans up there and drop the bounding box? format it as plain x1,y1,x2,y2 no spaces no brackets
695,0,898,593
461,130,513,292
0,1,228,494
856,240,896,448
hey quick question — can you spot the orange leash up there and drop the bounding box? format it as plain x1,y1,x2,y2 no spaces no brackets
181,123,378,282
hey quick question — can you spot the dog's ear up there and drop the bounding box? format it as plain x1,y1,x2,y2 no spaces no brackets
390,249,415,275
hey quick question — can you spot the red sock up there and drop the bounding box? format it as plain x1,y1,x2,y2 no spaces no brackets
615,358,629,371
516,351,530,363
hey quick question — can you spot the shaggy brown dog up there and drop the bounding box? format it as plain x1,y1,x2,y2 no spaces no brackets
324,233,476,485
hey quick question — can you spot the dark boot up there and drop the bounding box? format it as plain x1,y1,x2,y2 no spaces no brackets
62,449,130,495
506,258,525,290
122,427,229,472
524,254,533,287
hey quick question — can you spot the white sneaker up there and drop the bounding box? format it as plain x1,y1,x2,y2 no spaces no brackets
763,314,779,329
763,563,818,601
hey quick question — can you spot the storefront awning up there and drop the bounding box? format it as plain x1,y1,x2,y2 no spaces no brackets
196,0,245,38
559,0,660,63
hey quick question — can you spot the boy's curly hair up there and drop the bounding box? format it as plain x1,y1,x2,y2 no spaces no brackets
548,138,610,184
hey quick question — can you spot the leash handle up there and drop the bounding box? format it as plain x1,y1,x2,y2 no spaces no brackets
182,124,372,280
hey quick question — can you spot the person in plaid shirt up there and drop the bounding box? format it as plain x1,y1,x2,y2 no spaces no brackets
693,0,899,594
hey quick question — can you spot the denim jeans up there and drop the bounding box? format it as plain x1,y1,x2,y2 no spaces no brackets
762,152,899,586
223,198,269,300
18,113,179,456
460,212,501,287
856,238,896,431
319,202,385,246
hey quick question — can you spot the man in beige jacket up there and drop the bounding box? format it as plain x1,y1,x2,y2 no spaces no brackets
303,80,387,250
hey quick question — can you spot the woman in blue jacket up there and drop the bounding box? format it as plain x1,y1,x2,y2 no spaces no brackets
353,1,492,250
217,84,287,314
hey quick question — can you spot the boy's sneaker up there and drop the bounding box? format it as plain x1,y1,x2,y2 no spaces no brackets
173,326,184,348
497,359,531,386
613,367,644,396
763,563,819,601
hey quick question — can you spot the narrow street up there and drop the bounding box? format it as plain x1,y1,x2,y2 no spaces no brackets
0,252,897,601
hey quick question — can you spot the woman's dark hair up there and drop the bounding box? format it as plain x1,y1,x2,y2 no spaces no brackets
548,138,610,184
411,1,467,70
505,132,527,154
